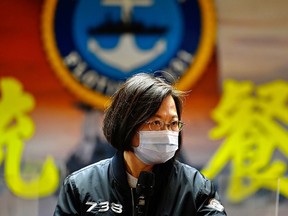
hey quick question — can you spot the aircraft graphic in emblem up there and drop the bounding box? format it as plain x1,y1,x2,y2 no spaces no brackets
87,0,168,72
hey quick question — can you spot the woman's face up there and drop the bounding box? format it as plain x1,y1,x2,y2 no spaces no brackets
131,95,179,147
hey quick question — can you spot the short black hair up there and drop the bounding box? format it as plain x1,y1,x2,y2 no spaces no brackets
103,73,184,151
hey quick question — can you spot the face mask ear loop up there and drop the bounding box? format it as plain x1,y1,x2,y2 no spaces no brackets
136,130,141,137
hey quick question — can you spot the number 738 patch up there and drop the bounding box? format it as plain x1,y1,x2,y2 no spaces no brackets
86,201,123,214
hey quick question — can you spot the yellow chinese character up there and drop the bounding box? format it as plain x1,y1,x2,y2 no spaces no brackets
202,80,288,202
0,77,59,198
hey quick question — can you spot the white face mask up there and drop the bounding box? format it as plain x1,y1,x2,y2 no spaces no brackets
133,130,179,165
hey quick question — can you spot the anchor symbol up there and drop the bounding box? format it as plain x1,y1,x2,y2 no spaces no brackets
87,0,167,72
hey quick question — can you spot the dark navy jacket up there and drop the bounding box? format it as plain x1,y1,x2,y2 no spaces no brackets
54,151,227,215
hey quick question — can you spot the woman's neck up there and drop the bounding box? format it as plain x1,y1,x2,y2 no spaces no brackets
123,151,153,178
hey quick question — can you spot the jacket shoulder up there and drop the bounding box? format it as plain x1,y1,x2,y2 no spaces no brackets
173,160,214,195
173,161,226,214
174,161,207,181
64,158,112,185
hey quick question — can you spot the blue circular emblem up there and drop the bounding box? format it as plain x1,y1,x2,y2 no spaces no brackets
42,0,216,109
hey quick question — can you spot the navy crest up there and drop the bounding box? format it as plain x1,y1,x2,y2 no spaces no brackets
42,0,216,109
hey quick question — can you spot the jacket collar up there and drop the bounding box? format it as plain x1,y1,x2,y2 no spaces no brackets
110,151,131,193
110,151,175,214
110,150,174,191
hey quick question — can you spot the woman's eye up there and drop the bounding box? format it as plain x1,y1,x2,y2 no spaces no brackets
153,120,162,126
171,121,178,126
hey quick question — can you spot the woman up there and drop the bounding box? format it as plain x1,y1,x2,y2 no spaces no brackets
54,73,227,215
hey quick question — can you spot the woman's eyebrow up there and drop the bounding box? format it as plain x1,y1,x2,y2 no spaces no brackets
151,114,179,119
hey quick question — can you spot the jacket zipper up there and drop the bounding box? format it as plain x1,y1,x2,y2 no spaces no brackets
131,188,135,216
